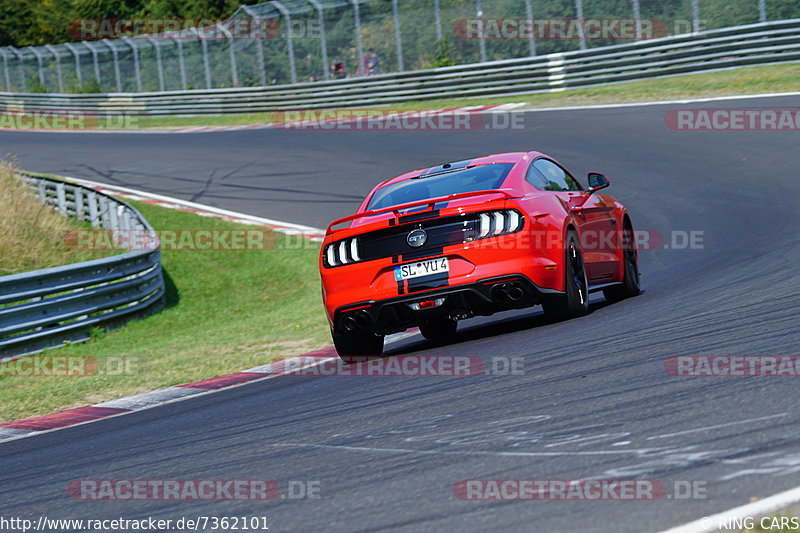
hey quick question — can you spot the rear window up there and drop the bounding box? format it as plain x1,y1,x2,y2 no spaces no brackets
367,163,515,210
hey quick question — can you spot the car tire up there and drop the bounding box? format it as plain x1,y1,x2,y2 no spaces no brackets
419,317,458,343
333,330,385,363
542,230,590,322
603,223,641,303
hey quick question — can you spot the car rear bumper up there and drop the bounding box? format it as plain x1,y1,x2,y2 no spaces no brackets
332,274,563,335
321,228,566,319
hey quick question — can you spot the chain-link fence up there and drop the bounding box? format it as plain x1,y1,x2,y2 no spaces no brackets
0,0,795,94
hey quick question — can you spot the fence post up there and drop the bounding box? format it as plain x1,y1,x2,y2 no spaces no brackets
100,197,111,228
175,39,188,90
102,40,122,92
27,46,46,88
9,47,24,91
44,45,64,92
691,0,700,33
524,0,536,56
631,0,642,40
109,201,120,228
476,0,487,63
199,33,213,89
272,1,297,83
350,0,365,76
306,0,329,80
88,191,99,227
0,49,11,91
255,39,267,85
391,0,404,72
241,5,268,84
759,0,766,22
85,42,101,86
36,180,46,202
55,182,67,216
186,27,212,89
434,0,442,41
63,43,82,86
121,209,132,231
122,38,142,91
218,24,239,86
147,38,165,92
574,0,587,49
74,188,84,221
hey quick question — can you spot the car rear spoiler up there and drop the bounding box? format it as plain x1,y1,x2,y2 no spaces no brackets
326,189,519,234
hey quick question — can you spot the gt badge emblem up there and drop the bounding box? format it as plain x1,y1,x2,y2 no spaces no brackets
407,229,427,248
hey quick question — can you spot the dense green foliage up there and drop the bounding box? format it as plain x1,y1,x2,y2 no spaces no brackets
0,0,260,46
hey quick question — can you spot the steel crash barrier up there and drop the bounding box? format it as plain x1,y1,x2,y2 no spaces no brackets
0,19,800,116
0,19,798,117
0,174,165,361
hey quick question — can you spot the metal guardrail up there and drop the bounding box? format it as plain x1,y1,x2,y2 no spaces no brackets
0,19,799,117
0,174,165,361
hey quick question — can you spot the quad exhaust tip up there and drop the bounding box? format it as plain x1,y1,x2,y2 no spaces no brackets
343,309,372,331
492,282,525,304
343,315,358,331
343,282,525,331
507,284,524,301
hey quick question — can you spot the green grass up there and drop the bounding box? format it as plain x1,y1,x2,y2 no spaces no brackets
0,200,330,423
0,163,119,275
122,62,800,130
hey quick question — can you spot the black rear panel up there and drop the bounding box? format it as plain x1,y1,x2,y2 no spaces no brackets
358,213,481,263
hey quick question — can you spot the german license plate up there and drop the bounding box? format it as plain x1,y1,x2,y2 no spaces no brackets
394,257,449,281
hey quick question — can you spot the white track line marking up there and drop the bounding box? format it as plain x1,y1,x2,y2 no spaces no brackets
0,333,414,444
518,90,800,114
93,387,204,410
266,442,676,458
59,175,325,238
646,414,789,440
0,428,34,439
4,91,799,135
272,440,800,532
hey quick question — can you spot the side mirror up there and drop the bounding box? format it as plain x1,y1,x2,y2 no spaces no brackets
587,172,611,195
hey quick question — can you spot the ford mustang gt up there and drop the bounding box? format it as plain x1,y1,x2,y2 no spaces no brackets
320,151,640,359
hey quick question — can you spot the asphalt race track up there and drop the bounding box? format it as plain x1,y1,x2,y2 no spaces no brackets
1,95,799,532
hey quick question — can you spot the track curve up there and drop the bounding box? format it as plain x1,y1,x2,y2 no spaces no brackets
1,95,800,532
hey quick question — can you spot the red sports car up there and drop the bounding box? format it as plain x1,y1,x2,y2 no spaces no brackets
320,151,640,359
